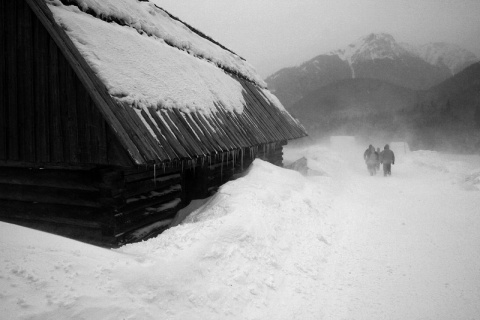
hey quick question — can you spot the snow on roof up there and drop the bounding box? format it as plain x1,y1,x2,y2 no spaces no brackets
46,0,268,115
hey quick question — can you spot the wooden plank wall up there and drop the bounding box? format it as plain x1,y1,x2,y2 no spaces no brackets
0,142,286,247
0,163,185,247
0,1,130,168
115,166,185,244
0,166,117,246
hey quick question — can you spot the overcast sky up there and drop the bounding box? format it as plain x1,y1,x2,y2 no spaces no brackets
152,0,480,78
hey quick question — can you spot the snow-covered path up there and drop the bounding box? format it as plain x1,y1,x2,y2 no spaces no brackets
289,141,480,319
1,140,480,319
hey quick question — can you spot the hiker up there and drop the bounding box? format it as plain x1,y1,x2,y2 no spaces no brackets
364,145,378,176
375,147,381,171
380,144,395,176
363,145,374,161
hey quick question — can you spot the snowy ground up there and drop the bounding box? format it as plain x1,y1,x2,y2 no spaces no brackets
1,137,480,320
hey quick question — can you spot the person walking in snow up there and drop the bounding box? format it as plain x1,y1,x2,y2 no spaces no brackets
364,145,373,161
364,145,378,176
380,144,395,176
375,147,381,171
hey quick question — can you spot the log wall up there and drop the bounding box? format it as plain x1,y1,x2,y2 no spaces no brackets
115,166,184,244
0,166,116,246
0,165,185,246
0,141,287,246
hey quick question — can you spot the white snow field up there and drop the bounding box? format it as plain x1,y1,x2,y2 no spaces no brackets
1,138,480,320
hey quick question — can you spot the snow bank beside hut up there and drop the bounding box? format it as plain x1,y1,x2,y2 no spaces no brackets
2,144,480,319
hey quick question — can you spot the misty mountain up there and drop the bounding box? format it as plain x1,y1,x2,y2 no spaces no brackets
266,33,477,108
407,62,480,152
265,55,352,108
291,62,480,153
288,78,418,139
402,42,478,76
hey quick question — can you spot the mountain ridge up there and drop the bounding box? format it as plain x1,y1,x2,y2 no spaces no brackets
266,33,478,108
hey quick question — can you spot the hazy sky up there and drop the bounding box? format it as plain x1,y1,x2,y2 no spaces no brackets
152,0,480,78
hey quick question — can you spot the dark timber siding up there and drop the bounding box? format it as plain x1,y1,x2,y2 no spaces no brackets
0,1,130,167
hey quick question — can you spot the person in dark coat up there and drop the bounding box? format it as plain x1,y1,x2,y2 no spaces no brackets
364,145,378,175
364,145,373,161
380,144,395,176
375,147,381,171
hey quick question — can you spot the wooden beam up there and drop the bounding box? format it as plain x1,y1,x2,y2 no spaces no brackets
48,37,64,163
0,199,103,228
147,108,190,159
115,197,182,237
0,183,102,208
18,1,36,162
0,167,99,191
125,177,182,198
168,110,207,156
0,0,6,160
33,12,50,163
140,109,177,160
6,1,19,161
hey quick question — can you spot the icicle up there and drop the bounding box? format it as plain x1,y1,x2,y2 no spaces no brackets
241,148,244,171
154,164,157,186
221,152,224,181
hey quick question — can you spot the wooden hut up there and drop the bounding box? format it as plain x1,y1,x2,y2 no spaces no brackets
0,0,307,247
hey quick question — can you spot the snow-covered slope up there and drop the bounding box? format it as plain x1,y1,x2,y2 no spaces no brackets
402,42,478,75
333,33,410,78
2,139,480,319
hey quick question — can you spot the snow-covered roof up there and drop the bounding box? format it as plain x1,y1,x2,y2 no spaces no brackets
47,0,265,114
34,0,306,164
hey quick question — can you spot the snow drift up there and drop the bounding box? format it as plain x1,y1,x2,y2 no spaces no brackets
1,142,480,319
